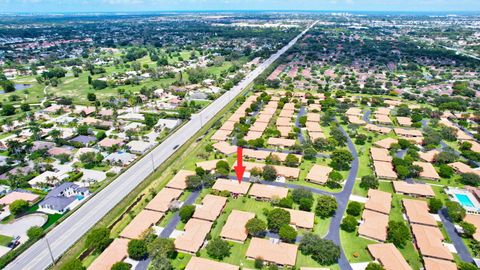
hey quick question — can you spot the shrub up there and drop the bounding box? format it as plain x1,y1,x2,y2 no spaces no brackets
387,221,411,248
267,208,291,232
85,227,111,253
111,262,131,270
365,262,385,270
246,218,267,237
461,221,477,238
279,224,297,243
292,188,313,203
446,201,466,222
277,196,293,208
299,197,314,211
9,199,29,216
428,198,443,213
346,201,363,216
299,233,340,265
128,239,148,260
315,195,337,218
59,259,86,270
254,257,264,269
341,215,358,232
206,238,231,260
178,205,195,223
359,175,378,190
27,226,43,240
262,165,277,181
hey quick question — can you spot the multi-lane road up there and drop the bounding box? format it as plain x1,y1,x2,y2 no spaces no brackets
5,21,317,270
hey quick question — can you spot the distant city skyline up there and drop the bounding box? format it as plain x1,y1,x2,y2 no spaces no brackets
1,0,480,13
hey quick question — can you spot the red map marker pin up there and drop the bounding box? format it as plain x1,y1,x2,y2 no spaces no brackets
234,147,246,183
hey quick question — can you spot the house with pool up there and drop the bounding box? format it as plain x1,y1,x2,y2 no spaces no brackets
446,187,480,214
38,182,90,214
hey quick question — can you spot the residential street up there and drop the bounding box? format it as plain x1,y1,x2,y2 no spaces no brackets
4,21,318,270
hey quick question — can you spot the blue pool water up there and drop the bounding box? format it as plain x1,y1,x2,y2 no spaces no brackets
455,193,475,208
76,195,85,200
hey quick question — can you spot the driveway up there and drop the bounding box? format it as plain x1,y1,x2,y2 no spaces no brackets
439,208,473,263
0,213,47,242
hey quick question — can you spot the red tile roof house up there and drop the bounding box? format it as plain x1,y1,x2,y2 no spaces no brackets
98,138,124,149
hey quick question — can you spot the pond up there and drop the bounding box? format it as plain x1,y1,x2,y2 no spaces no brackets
0,84,32,94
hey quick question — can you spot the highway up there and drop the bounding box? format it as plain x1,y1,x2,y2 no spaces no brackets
5,21,317,270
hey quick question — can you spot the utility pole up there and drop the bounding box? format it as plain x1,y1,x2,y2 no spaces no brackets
45,237,55,266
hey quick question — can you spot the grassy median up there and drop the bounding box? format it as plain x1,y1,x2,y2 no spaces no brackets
52,86,252,269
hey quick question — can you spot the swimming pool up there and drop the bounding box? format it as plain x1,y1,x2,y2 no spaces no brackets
455,193,475,208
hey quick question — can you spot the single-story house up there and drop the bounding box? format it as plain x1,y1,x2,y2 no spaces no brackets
305,164,333,185
126,140,155,155
174,218,213,254
119,210,164,240
220,210,256,243
166,170,195,190
70,135,97,146
192,194,227,221
248,183,289,201
403,199,438,227
145,187,183,213
0,191,39,206
104,152,136,166
185,256,238,270
413,161,440,181
367,243,412,270
98,138,124,149
365,189,392,215
88,238,129,270
245,237,298,267
392,182,435,198
212,179,251,195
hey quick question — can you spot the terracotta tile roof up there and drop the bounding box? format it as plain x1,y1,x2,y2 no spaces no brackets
305,164,333,184
464,214,480,241
213,141,237,155
374,138,398,149
212,178,251,195
196,159,227,171
285,208,315,229
411,224,454,261
413,161,440,180
246,237,298,266
248,183,289,200
358,210,389,242
211,129,232,141
267,137,296,147
403,199,437,227
193,194,227,221
174,218,213,254
423,258,457,270
119,210,164,239
370,147,393,162
166,170,195,190
368,243,412,270
88,238,129,270
145,188,183,212
365,189,392,214
185,257,238,270
373,160,397,179
418,150,441,163
220,210,256,242
392,182,435,197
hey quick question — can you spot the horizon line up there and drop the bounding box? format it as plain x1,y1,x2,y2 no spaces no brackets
1,9,480,15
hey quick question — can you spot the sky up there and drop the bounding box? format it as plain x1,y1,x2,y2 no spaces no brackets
0,0,479,13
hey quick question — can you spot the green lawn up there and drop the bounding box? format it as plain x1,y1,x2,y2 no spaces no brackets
0,235,12,246
340,229,374,263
